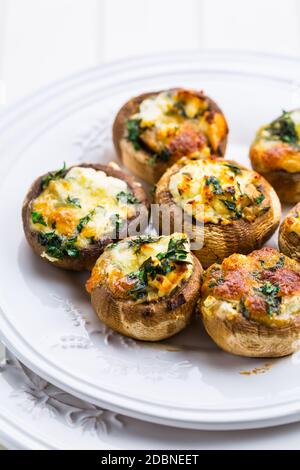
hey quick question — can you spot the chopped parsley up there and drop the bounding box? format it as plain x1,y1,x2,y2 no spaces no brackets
174,100,187,117
41,162,66,190
253,257,285,280
67,195,81,208
127,235,160,252
267,256,285,272
77,209,95,233
106,241,119,250
256,282,281,316
268,111,299,146
127,116,171,164
127,257,176,299
127,268,148,299
127,237,190,299
126,119,141,150
224,162,242,174
156,237,190,263
116,191,140,204
158,148,171,162
110,213,122,231
220,199,242,218
205,176,223,195
149,148,171,165
31,211,46,226
259,283,280,296
38,232,79,259
255,194,265,205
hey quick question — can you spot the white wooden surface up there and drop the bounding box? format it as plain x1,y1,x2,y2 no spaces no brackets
0,0,300,450
0,0,300,103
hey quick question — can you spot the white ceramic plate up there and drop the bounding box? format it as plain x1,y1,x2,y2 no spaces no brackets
1,350,300,450
0,51,300,431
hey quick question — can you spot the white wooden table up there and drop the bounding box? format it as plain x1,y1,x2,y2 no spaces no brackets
1,0,300,104
0,0,300,450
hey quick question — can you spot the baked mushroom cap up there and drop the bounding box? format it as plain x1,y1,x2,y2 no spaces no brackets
279,202,300,262
200,247,300,358
113,88,228,185
154,156,281,268
250,109,300,203
86,233,203,341
22,163,148,271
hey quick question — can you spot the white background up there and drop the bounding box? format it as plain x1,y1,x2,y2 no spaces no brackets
0,0,300,450
0,0,300,103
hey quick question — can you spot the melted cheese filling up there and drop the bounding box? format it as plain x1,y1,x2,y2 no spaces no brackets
202,249,300,326
203,295,300,327
169,158,268,224
86,233,193,303
134,91,207,130
130,90,227,156
31,167,137,250
285,208,300,235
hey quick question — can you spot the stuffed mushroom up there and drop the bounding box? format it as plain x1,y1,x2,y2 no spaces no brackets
113,88,228,185
154,156,281,268
250,109,300,203
200,247,300,358
22,163,148,271
86,233,203,341
279,202,300,262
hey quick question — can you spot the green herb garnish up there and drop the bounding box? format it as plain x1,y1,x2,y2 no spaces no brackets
38,232,79,259
127,235,160,252
174,100,187,117
220,199,242,218
224,163,242,174
41,162,66,190
150,148,171,165
256,282,281,316
205,176,223,195
31,211,46,226
77,209,95,233
221,199,236,211
67,195,81,208
268,111,299,145
110,213,122,231
127,237,190,300
126,119,141,150
255,194,265,205
156,237,190,263
259,283,280,296
267,256,285,272
116,191,140,204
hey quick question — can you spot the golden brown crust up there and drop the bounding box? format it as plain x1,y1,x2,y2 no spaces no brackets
154,158,281,268
113,89,228,185
250,140,300,174
22,163,149,271
90,254,203,341
279,202,300,261
250,128,300,204
200,247,300,358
